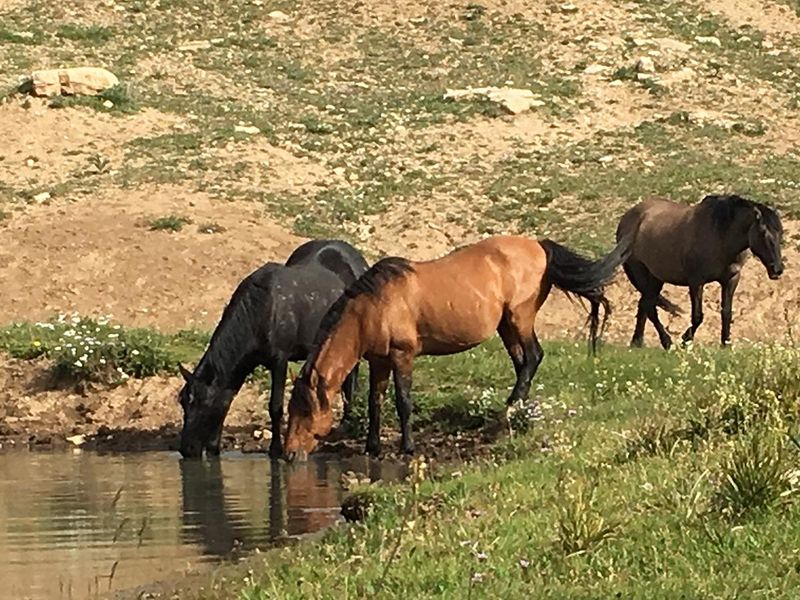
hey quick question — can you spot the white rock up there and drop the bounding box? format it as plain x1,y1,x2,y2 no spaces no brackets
268,10,291,21
66,434,85,446
234,124,260,134
333,167,346,176
584,64,607,75
559,3,578,13
636,56,656,73
444,86,544,115
695,36,722,47
30,67,118,97
178,40,212,52
655,38,692,53
32,192,51,204
102,99,114,109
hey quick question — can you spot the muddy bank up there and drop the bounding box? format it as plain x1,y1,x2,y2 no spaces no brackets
0,356,498,462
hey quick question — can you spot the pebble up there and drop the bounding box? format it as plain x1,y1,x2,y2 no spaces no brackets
636,56,656,73
695,36,722,47
234,124,260,135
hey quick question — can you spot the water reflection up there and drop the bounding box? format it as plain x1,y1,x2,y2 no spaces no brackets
0,452,406,600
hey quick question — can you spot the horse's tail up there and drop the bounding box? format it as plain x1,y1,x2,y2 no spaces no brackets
540,233,633,354
656,294,683,316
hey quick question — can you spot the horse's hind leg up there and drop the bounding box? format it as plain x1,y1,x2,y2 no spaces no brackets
624,261,672,349
268,360,288,459
498,313,544,406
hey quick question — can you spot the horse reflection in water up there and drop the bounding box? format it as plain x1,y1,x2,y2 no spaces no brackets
179,459,247,557
178,457,394,556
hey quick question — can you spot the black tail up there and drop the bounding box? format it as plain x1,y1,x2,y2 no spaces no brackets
540,234,633,354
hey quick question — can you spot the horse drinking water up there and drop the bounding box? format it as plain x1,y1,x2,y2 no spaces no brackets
178,240,369,459
284,234,633,461
616,195,783,349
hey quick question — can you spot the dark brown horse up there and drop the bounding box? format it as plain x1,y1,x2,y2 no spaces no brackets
616,195,783,349
283,234,633,461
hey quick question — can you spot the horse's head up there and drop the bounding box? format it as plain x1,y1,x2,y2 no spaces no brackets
284,377,333,462
177,364,234,458
748,205,784,280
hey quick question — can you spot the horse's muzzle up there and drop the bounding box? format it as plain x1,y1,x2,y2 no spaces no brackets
179,439,204,459
284,449,309,463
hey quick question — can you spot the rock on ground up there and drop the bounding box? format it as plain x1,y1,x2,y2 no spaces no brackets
444,86,545,115
29,67,119,97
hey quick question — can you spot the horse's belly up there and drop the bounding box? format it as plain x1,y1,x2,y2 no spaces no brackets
419,337,483,356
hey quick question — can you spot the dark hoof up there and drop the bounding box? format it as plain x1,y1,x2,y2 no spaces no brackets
630,338,644,349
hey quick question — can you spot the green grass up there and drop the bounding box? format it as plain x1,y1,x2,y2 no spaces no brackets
56,23,113,44
148,215,191,232
48,84,139,114
128,339,800,600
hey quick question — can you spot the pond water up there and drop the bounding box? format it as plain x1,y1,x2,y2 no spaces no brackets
0,451,405,600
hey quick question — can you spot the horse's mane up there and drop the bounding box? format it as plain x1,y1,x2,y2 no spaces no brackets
196,264,279,382
297,257,414,382
703,194,782,235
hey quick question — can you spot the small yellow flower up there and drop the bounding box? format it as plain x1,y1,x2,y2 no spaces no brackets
32,340,41,347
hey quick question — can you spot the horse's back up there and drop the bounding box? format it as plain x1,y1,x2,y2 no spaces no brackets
255,263,347,359
285,239,369,286
618,198,697,284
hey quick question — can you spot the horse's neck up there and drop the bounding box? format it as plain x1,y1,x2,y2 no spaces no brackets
201,329,261,392
313,314,362,406
719,213,752,261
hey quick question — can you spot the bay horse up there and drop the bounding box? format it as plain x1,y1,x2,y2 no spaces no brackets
284,234,633,461
616,195,783,349
178,240,369,459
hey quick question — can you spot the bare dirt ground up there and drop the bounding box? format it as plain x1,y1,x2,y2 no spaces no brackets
2,0,800,450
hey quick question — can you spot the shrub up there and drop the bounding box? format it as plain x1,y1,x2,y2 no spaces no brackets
556,478,619,556
1,315,180,384
149,215,190,232
713,432,799,520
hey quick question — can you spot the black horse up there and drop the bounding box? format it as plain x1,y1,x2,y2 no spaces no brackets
178,240,369,459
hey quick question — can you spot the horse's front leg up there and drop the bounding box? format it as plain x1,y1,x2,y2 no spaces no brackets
720,275,740,346
366,358,391,456
682,284,704,344
391,351,415,455
268,360,288,459
341,363,359,426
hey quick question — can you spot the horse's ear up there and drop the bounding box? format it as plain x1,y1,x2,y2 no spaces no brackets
178,363,193,382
